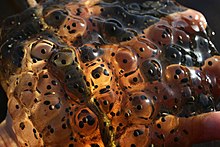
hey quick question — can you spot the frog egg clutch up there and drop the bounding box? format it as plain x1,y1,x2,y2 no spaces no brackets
0,0,220,147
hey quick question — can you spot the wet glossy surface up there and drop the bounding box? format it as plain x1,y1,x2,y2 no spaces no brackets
1,0,220,146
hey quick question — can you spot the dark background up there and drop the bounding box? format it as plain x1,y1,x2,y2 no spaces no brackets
0,0,220,146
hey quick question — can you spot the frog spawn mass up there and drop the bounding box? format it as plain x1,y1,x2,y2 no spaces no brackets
0,0,220,146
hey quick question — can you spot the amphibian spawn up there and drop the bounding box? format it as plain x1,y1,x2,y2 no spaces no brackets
0,0,220,146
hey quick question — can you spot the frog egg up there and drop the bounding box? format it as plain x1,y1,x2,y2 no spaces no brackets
30,40,54,60
44,9,68,29
93,90,117,114
70,107,98,136
140,59,162,82
164,64,190,85
51,50,75,67
117,125,149,147
115,47,137,73
123,92,154,124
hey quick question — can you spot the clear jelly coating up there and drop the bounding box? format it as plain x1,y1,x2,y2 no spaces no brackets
0,0,220,146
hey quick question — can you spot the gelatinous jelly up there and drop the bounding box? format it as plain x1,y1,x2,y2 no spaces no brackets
0,0,220,147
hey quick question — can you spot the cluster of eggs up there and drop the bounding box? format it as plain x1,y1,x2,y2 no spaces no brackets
0,0,220,146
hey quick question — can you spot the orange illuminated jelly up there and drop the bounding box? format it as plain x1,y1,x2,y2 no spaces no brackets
0,0,220,146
